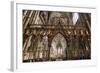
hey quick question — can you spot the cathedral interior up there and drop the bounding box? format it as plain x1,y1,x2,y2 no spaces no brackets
22,10,91,62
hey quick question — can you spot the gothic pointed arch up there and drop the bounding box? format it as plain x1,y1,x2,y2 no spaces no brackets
50,33,67,59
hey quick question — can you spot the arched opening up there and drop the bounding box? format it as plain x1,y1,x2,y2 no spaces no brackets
50,33,67,60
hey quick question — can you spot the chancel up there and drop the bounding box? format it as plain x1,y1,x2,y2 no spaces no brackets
22,10,91,62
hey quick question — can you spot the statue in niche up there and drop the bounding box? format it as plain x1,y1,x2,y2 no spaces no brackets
42,34,48,50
